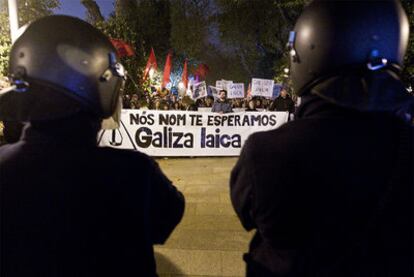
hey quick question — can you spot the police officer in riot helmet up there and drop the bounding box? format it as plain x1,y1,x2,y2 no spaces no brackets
231,1,413,276
0,15,184,277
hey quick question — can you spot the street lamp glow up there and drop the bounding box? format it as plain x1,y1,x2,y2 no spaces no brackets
178,82,185,89
149,68,155,79
8,0,19,43
284,68,289,74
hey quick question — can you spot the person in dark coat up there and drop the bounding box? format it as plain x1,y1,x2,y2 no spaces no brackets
269,88,295,113
230,1,414,276
0,16,184,277
245,98,258,112
212,89,233,114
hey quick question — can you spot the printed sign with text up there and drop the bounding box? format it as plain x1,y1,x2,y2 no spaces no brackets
251,78,274,98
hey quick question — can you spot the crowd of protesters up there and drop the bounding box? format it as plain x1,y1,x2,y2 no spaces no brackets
122,87,297,113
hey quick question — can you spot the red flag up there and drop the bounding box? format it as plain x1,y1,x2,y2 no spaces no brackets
143,48,158,80
110,38,134,57
162,52,172,88
181,59,188,89
194,63,209,80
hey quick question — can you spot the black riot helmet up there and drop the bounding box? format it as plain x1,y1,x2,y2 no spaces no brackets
0,15,125,121
289,0,412,111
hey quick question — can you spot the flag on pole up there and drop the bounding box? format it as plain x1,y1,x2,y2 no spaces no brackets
143,47,158,80
181,59,188,89
110,39,135,57
162,52,172,88
194,63,209,80
247,82,252,98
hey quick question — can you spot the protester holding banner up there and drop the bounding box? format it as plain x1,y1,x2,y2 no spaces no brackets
0,16,184,277
245,99,258,112
212,89,233,114
205,95,214,107
231,1,413,276
269,88,295,113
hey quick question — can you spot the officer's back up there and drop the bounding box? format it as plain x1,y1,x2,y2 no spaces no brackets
0,16,184,276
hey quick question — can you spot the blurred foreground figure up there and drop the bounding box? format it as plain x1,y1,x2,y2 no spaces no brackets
0,15,184,277
231,1,413,276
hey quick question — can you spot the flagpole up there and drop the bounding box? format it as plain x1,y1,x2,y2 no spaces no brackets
8,0,19,43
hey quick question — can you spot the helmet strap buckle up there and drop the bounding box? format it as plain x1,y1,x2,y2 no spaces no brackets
101,52,126,82
367,49,388,71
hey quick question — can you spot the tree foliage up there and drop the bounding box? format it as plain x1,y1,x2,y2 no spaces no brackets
216,0,308,83
0,0,59,76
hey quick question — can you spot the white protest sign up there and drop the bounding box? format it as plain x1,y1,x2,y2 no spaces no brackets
251,78,274,98
216,80,233,90
227,83,245,99
193,81,207,99
98,110,289,156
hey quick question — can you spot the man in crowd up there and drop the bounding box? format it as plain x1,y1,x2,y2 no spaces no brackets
212,89,233,114
231,1,413,276
0,15,184,277
269,87,295,113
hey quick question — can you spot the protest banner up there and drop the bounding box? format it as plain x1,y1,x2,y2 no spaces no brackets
98,110,289,156
227,83,245,99
197,107,212,113
251,78,274,98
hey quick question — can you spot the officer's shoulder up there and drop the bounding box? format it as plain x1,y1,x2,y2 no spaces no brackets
245,119,319,155
96,147,155,167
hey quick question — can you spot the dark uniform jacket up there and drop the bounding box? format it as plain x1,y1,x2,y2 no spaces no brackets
231,95,413,276
211,100,233,113
0,123,185,277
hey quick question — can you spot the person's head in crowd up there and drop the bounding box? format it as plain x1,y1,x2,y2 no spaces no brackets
195,98,205,108
154,99,162,110
171,95,178,103
122,94,131,109
235,98,243,108
205,95,214,107
255,97,263,109
130,102,138,109
280,88,288,98
247,99,257,111
218,90,227,101
159,101,169,110
181,96,194,110
173,101,181,110
139,98,150,110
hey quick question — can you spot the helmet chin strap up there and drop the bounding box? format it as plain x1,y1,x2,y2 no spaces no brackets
367,49,388,71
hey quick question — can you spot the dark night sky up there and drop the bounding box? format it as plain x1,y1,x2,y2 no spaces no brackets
53,0,114,19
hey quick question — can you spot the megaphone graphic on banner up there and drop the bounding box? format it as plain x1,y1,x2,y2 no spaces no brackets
109,129,123,146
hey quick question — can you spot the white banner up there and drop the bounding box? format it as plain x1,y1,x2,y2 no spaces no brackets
251,78,274,98
197,107,212,112
227,83,245,99
98,110,289,156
